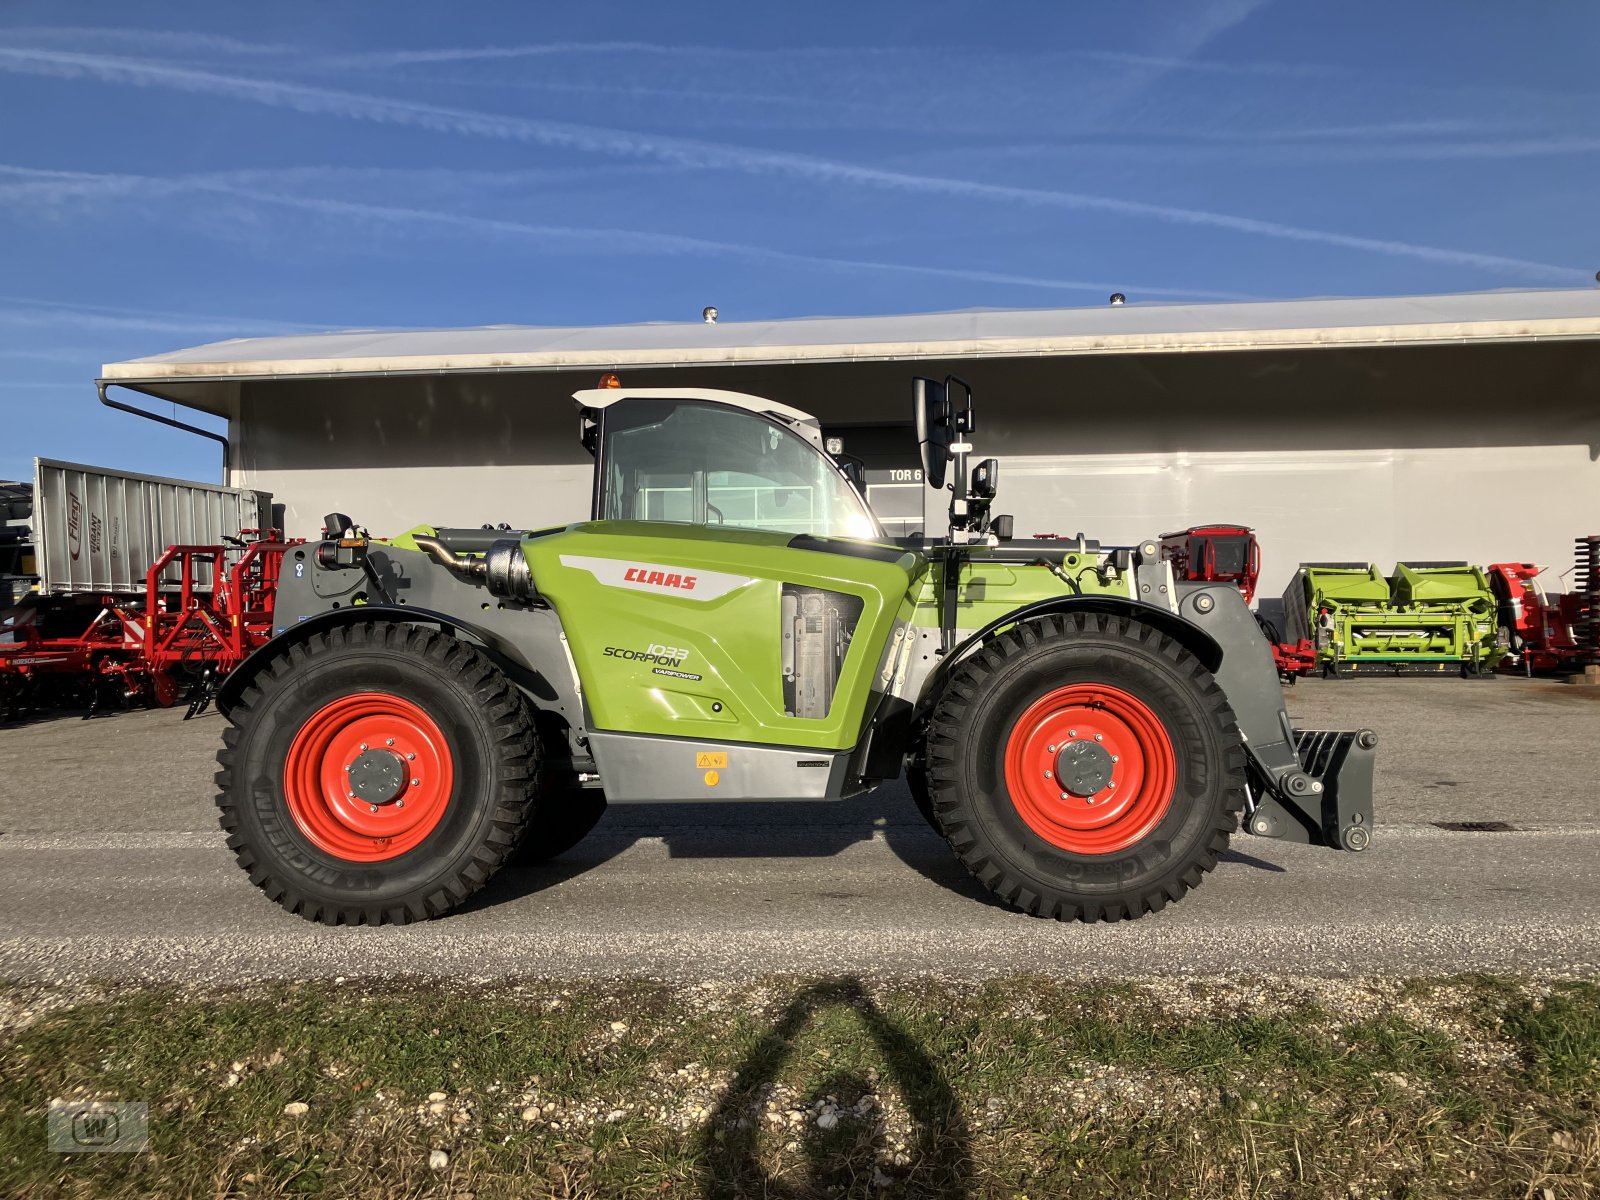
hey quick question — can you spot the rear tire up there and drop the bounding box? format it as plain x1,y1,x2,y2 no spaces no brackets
924,612,1245,922
215,622,539,924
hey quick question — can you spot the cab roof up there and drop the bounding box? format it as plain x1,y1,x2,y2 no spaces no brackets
572,387,822,443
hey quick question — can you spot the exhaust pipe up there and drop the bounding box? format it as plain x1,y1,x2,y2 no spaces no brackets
411,536,486,582
412,536,538,603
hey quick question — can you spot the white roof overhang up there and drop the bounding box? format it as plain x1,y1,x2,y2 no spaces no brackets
97,288,1600,417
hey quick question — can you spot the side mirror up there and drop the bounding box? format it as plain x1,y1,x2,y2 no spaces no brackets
913,377,953,490
970,458,999,499
992,514,1014,541
835,456,866,493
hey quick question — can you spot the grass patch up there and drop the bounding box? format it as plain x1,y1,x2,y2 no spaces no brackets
0,975,1596,1198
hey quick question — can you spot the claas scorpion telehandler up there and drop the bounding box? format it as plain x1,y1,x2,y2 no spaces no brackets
215,377,1376,924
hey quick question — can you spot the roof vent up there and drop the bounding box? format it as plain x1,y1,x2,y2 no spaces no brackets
702,305,719,324
1109,293,1126,306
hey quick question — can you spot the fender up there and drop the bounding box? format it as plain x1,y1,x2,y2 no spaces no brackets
215,604,506,718
914,593,1224,720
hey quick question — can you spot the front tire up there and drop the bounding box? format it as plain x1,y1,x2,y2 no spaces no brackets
924,612,1245,922
215,622,539,924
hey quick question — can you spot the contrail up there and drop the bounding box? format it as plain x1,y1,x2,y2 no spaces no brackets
0,26,302,56
0,288,336,336
4,26,1339,77
0,164,1254,300
0,47,1583,282
978,134,1600,165
229,187,1259,298
0,308,322,337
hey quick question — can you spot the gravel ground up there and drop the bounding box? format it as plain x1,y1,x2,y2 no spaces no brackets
0,677,1596,982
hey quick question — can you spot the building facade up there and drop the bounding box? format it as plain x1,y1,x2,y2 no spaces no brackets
101,290,1600,599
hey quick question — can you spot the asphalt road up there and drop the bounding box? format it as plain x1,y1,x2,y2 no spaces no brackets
1,678,1596,981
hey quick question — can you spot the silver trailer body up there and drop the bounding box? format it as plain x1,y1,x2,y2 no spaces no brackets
32,459,272,594
1,480,31,610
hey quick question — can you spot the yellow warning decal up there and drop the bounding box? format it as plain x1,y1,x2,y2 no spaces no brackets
704,770,721,787
696,751,728,769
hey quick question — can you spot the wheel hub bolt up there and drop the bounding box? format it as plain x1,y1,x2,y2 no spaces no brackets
411,777,420,786
406,753,416,761
385,738,395,746
368,804,378,814
359,743,368,751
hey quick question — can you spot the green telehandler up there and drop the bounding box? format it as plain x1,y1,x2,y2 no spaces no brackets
215,377,1375,925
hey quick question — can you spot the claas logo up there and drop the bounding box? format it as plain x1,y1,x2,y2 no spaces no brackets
623,566,698,591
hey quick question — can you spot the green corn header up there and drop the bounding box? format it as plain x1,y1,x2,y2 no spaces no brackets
1282,561,1504,676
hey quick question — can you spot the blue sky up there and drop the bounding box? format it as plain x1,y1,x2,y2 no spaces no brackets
1,2,1595,483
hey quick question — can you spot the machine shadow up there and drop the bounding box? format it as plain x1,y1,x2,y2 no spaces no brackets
1218,847,1288,873
468,777,1006,913
0,704,143,729
472,779,1287,913
694,977,972,1199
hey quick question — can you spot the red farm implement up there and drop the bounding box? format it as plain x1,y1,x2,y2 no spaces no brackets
1159,524,1262,603
1489,536,1600,675
1159,524,1316,681
0,535,299,718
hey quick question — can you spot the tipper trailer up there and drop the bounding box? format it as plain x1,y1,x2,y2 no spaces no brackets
213,377,1377,926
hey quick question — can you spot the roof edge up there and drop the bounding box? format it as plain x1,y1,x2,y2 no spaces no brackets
101,314,1600,385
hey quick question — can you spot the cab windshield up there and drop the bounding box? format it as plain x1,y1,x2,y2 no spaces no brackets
598,399,881,540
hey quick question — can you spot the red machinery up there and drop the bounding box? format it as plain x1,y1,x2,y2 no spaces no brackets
0,534,299,716
1158,524,1316,680
1488,537,1600,675
1159,524,1262,603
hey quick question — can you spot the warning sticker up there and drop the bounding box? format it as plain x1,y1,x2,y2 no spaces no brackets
696,751,728,769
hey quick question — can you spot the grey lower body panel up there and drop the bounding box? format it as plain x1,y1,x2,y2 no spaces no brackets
586,731,857,802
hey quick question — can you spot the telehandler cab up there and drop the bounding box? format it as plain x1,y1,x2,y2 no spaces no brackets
215,377,1376,925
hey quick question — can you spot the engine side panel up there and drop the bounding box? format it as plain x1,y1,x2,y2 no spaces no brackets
525,521,924,751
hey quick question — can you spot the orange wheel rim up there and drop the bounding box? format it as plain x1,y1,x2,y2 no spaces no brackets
1002,683,1176,854
282,692,453,862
